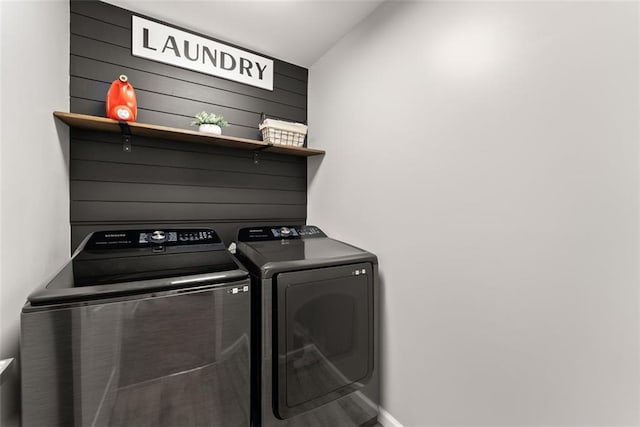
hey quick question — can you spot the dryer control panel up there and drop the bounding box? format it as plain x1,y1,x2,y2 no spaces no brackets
238,225,326,242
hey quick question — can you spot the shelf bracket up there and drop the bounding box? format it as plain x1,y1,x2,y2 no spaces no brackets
119,121,132,152
253,145,272,165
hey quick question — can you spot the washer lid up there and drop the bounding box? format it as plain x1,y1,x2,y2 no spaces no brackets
27,228,247,306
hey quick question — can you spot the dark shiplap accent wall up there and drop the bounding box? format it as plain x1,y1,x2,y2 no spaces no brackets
69,1,308,249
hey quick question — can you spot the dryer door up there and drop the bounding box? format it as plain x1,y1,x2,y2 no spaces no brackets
274,262,373,419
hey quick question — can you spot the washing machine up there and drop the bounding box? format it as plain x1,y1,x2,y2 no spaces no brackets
235,225,379,427
21,228,251,427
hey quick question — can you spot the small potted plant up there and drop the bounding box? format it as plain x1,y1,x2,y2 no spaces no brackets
191,111,229,135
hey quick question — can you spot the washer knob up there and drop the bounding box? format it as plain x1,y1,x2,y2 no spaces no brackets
150,230,166,242
280,227,292,237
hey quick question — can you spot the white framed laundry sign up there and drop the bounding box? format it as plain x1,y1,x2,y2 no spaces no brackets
132,16,274,91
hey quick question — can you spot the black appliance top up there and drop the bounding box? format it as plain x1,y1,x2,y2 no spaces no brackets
26,228,247,308
236,225,377,278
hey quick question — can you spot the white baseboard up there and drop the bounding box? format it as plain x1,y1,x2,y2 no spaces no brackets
378,406,404,427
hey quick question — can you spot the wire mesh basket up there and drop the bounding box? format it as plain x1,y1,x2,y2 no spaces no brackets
259,114,308,147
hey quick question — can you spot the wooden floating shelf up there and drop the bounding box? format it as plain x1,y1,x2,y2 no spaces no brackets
53,112,325,157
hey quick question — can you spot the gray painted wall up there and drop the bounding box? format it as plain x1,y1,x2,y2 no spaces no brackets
308,2,639,425
0,1,70,426
69,1,308,248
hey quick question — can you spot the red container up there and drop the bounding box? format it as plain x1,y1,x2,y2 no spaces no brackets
106,74,137,121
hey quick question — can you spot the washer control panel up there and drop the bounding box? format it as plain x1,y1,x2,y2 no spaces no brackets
238,225,326,242
86,229,222,250
138,230,217,244
271,227,298,238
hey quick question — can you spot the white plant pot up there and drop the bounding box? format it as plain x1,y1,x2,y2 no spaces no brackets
199,124,222,135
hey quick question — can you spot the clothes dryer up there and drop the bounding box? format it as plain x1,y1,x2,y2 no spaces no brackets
236,225,379,427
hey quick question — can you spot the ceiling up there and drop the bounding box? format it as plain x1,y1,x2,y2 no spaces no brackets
104,0,385,68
